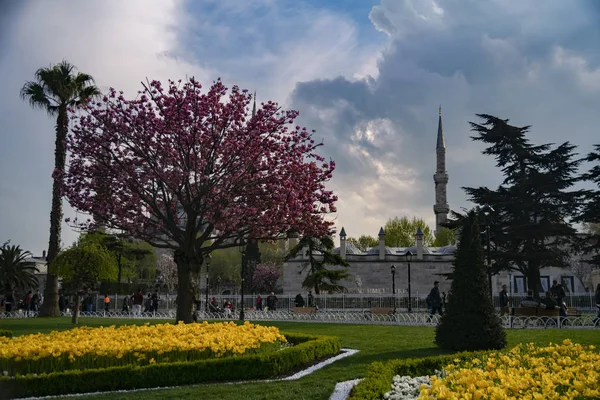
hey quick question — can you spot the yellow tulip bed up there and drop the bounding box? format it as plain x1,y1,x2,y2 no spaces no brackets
0,321,287,376
419,340,600,399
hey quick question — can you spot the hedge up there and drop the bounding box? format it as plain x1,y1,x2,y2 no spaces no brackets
0,332,340,399
348,350,494,400
0,330,12,338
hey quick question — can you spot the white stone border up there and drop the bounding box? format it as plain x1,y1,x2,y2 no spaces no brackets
16,348,359,400
329,378,364,400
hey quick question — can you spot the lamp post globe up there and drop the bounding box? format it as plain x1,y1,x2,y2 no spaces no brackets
405,251,413,313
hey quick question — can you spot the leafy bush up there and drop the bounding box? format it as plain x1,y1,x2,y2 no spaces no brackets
0,332,339,399
0,330,11,339
349,350,492,400
435,210,506,351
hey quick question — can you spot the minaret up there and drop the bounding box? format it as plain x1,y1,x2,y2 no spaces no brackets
433,106,449,236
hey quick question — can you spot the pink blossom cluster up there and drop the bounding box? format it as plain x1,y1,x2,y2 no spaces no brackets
64,78,337,254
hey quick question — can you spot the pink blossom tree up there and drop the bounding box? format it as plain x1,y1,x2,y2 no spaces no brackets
251,262,283,294
64,78,337,322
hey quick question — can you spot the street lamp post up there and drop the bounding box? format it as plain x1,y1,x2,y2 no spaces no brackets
390,265,396,312
405,251,413,313
483,207,494,301
240,251,246,321
205,255,211,312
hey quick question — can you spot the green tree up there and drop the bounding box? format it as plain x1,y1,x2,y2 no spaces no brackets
285,236,351,294
435,209,507,351
79,231,156,284
0,244,38,293
463,114,582,296
384,216,434,247
51,241,116,324
21,60,99,317
433,227,456,247
346,235,378,251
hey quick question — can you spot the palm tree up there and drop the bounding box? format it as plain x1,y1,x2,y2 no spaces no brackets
0,244,39,293
21,60,100,316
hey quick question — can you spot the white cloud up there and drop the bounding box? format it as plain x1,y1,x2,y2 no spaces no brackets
552,46,600,92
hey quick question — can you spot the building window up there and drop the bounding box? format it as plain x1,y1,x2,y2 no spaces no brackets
514,276,526,293
540,276,550,293
561,276,574,293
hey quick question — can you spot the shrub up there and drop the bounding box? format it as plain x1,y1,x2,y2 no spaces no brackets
0,332,339,399
0,330,11,338
349,350,492,400
435,210,506,351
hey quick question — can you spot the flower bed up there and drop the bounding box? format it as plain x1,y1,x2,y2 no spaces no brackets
420,340,600,399
0,332,340,399
354,340,600,400
0,321,286,375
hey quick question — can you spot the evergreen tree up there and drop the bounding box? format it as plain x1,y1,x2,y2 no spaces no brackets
435,209,506,351
576,144,600,268
285,236,350,294
463,115,582,296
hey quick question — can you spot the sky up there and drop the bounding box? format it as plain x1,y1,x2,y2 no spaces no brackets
1,0,599,256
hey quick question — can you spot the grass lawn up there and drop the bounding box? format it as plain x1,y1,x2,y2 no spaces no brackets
2,317,600,400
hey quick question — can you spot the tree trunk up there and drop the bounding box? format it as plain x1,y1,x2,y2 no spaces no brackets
72,295,80,325
526,265,542,298
175,257,195,323
39,108,68,318
117,254,123,284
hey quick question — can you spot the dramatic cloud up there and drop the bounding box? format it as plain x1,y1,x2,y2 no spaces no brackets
290,0,600,240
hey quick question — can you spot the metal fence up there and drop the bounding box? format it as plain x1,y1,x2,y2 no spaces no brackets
84,292,599,313
3,309,599,330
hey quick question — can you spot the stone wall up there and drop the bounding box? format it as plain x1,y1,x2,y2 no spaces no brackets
283,256,453,295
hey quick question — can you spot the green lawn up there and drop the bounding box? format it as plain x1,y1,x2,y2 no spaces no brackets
2,317,600,400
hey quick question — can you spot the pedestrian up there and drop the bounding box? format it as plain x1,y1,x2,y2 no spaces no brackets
103,295,110,312
550,279,567,317
132,289,144,316
427,281,442,316
151,290,160,312
294,293,305,307
499,284,510,316
307,291,314,307
266,292,278,311
256,294,263,311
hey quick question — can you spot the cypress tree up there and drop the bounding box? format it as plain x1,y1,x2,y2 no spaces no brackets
435,209,507,351
463,115,582,296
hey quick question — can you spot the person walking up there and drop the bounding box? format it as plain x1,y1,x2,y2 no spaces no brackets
266,292,278,311
256,294,263,311
103,295,110,312
427,281,442,316
132,289,144,316
499,284,510,316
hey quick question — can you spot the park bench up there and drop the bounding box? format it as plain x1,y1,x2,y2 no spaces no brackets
370,307,395,315
293,307,317,314
512,307,560,318
511,307,560,328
